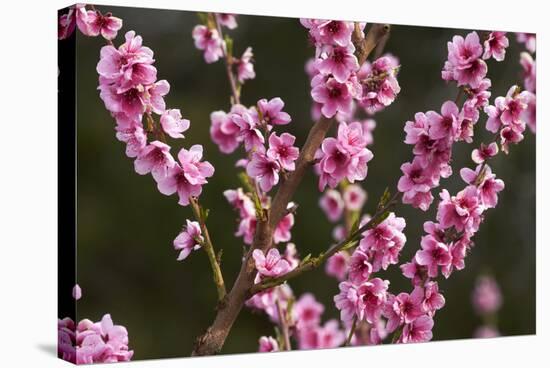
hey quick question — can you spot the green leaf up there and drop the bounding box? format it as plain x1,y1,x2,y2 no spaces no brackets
224,35,234,59
340,240,359,252
196,12,209,24
350,211,361,234
378,187,391,209
300,253,312,266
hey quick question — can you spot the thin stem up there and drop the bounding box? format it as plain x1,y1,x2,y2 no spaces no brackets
189,197,227,302
249,191,402,295
212,13,241,105
276,300,291,351
345,316,358,346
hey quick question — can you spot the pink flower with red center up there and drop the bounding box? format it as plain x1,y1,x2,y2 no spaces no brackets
482,31,509,61
460,164,505,208
325,251,350,281
442,32,487,88
472,142,498,164
359,213,406,271
160,109,190,139
258,336,279,352
134,141,176,181
358,56,401,114
267,132,299,171
311,75,356,118
398,315,434,344
157,145,214,206
293,293,325,329
210,110,241,154
173,220,203,260
516,33,536,53
520,52,536,93
274,211,295,244
253,248,292,278
400,260,427,286
415,235,452,278
349,249,373,284
334,281,360,324
522,91,536,133
356,278,389,323
385,287,425,333
318,20,354,47
236,47,256,83
145,80,170,114
58,4,88,40
465,78,492,110
317,44,359,83
472,275,502,315
85,10,123,40
231,107,264,152
114,115,147,158
437,186,483,234
319,189,344,222
343,184,367,211
236,215,256,245
485,85,529,133
398,157,438,211
99,83,147,118
283,243,300,270
247,152,281,192
297,320,345,350
217,13,238,29
257,97,292,126
423,281,445,316
192,25,224,63
427,101,461,141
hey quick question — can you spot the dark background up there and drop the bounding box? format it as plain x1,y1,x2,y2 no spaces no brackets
71,5,535,360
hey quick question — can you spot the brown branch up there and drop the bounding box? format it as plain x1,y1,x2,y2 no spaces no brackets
354,23,391,65
276,300,291,351
249,191,402,295
213,14,241,105
191,21,391,357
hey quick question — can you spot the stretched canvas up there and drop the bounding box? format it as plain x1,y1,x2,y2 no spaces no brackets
57,3,536,364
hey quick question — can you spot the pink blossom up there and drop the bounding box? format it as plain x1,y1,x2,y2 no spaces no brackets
520,52,536,93
472,142,498,164
258,336,279,352
485,86,529,134
334,281,360,324
400,260,426,286
423,281,445,316
72,284,82,301
358,56,401,114
465,78,492,110
236,47,256,83
398,157,438,211
134,141,176,181
356,278,389,323
349,249,372,284
311,76,356,118
247,152,281,192
267,133,299,171
173,220,203,260
318,21,354,47
253,248,292,278
317,44,359,83
319,189,344,222
415,235,452,278
217,13,238,29
436,186,483,234
325,251,350,281
399,315,433,344
236,216,256,245
85,10,123,40
516,33,536,53
114,115,147,158
359,213,406,271
192,25,223,63
257,97,292,126
482,32,508,61
274,212,295,244
297,320,345,350
428,101,461,141
224,187,255,218
442,32,487,88
246,284,294,323
342,184,366,211
293,293,325,329
231,107,264,151
474,325,500,338
521,91,536,133
73,314,133,364
385,287,425,332
157,145,214,206
160,109,190,139
460,165,505,208
58,4,88,40
145,80,170,114
99,83,147,118
472,275,502,315
210,110,241,154
283,243,300,270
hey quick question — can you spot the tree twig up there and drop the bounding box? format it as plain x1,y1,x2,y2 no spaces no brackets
276,300,291,351
189,197,227,302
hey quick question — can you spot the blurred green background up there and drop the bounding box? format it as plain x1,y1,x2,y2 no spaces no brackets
73,5,535,360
